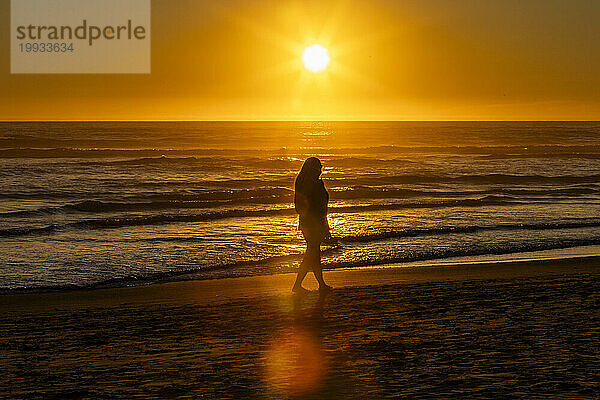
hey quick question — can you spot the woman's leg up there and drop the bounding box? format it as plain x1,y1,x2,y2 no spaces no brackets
293,225,332,292
292,230,319,292
312,227,332,290
311,247,331,290
292,249,312,291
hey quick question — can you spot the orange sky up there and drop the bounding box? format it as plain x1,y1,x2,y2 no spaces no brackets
1,0,599,120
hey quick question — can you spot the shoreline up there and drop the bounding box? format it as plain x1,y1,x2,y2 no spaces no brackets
2,253,599,312
2,247,600,298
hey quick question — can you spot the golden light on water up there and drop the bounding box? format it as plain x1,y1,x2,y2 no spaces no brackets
302,44,330,73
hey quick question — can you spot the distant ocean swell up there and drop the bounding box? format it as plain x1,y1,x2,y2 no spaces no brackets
2,144,600,158
0,194,560,220
2,185,599,203
3,210,600,239
78,173,600,190
0,197,529,238
6,173,600,190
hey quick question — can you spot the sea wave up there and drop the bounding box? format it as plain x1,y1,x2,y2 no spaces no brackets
4,173,599,203
126,173,600,189
339,221,600,243
0,189,293,216
331,173,600,186
3,197,600,238
0,197,528,237
3,236,600,294
1,185,598,218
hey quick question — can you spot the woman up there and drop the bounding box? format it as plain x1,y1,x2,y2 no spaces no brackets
292,157,333,294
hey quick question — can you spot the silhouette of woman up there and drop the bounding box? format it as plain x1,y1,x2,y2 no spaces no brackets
292,157,333,294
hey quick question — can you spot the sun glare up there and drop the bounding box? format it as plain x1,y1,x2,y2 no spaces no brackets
302,44,330,73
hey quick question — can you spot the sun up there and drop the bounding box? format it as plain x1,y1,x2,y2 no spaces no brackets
302,44,330,73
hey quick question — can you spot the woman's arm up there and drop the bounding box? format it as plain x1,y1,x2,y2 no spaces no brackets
295,191,309,216
322,217,338,244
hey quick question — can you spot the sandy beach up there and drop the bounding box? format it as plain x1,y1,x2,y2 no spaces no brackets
1,257,599,399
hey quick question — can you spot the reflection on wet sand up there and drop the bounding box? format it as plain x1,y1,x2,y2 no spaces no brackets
263,293,329,396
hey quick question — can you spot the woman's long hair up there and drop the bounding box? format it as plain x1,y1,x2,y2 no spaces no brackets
295,157,322,215
295,157,322,189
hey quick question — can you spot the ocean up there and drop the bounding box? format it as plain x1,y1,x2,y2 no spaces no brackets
2,121,600,292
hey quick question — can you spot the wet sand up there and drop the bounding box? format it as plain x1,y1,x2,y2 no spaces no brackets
1,257,599,399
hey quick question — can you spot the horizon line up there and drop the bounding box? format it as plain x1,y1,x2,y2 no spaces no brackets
1,119,600,123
